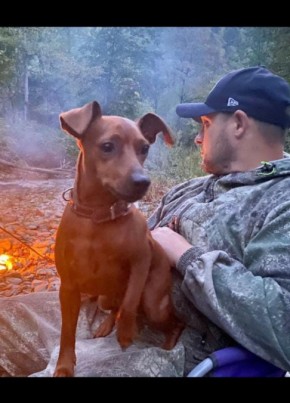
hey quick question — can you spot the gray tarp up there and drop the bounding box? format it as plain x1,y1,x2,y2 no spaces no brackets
0,273,232,377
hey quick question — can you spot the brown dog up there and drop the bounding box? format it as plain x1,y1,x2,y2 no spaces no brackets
53,101,184,377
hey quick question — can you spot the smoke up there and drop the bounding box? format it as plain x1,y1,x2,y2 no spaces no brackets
3,113,70,168
0,27,222,171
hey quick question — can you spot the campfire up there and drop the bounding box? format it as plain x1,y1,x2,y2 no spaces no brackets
0,237,60,297
0,178,69,298
0,254,13,271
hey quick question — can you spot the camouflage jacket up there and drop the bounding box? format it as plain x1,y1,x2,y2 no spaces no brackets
148,157,290,372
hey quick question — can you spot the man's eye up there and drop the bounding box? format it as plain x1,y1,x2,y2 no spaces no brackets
100,142,114,153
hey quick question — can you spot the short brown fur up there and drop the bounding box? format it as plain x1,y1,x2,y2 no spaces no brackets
53,101,183,377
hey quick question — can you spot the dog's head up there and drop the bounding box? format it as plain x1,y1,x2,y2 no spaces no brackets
59,101,174,202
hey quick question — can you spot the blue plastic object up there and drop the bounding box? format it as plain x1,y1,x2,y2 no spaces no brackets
187,346,286,377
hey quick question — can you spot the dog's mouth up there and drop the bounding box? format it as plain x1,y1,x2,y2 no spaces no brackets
106,184,150,203
103,172,151,203
108,187,147,203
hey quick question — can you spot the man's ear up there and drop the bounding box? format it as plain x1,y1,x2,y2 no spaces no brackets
59,101,102,139
232,110,249,139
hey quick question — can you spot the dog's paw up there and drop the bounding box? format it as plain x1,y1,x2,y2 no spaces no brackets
116,315,138,349
94,313,115,338
53,365,74,377
117,333,134,349
161,320,185,350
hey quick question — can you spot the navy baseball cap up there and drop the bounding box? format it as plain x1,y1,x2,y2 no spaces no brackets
176,66,290,129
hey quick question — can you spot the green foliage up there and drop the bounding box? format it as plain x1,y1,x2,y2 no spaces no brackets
146,136,204,184
0,28,19,85
166,145,204,182
78,27,158,119
0,27,290,176
284,130,290,154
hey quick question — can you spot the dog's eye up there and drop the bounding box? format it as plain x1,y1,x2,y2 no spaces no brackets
140,144,150,155
100,142,115,153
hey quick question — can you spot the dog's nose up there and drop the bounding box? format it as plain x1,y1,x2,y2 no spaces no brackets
131,172,151,191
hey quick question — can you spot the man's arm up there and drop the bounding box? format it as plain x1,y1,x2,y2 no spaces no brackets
152,208,290,372
151,227,193,267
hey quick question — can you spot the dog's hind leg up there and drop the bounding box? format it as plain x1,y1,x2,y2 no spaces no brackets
142,245,184,350
116,258,151,349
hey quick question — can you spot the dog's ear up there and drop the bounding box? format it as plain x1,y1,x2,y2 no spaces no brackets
137,113,174,146
59,101,102,139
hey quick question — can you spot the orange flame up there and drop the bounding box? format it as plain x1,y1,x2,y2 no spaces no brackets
0,254,13,271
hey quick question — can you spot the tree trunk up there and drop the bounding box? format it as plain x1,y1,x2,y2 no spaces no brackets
24,67,29,122
0,158,74,178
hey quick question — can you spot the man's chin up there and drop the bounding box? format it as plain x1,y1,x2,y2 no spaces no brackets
200,160,209,173
201,160,219,175
203,164,229,176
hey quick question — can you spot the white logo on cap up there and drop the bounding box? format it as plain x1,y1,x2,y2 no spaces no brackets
227,97,239,106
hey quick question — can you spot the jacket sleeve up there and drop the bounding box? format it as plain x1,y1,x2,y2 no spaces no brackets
147,177,206,230
176,203,290,371
147,198,166,230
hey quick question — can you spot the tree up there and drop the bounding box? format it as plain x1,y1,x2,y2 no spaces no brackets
79,27,159,119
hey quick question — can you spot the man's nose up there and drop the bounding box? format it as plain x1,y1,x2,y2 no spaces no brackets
194,132,203,145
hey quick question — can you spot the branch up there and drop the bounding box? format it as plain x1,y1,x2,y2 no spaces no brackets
0,158,74,178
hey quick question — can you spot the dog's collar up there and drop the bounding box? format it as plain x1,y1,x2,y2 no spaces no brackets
62,187,132,224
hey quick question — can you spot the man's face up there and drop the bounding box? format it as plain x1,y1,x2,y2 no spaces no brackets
194,113,237,175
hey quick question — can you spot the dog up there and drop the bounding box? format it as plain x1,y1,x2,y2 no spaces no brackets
53,101,184,377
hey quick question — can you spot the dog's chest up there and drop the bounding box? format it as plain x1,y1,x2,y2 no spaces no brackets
57,209,146,296
68,238,130,295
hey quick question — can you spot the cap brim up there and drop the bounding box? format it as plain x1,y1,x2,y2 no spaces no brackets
176,103,216,122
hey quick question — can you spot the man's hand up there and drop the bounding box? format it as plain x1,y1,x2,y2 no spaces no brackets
151,227,192,267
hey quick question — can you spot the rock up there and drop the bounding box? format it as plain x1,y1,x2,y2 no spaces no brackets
33,282,49,292
6,277,23,285
27,225,39,230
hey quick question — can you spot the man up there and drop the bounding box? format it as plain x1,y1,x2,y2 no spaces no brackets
150,66,290,373
0,66,290,376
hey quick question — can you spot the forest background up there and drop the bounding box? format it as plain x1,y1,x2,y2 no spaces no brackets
0,27,289,183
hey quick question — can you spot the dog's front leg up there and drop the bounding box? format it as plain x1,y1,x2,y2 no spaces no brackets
53,285,81,377
117,260,150,348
